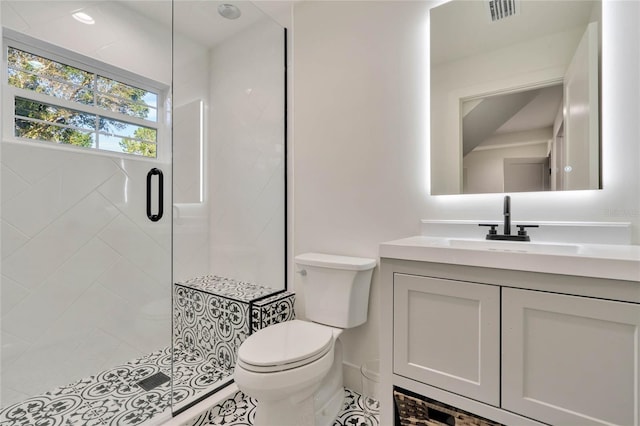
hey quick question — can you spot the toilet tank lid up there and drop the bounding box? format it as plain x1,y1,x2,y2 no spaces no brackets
295,253,376,271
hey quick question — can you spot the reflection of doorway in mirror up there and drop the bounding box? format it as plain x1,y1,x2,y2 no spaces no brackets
461,82,561,194
551,125,566,191
504,157,550,192
463,140,551,194
430,0,602,195
563,21,600,191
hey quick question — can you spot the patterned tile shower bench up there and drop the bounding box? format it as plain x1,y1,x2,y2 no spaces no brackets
173,275,295,370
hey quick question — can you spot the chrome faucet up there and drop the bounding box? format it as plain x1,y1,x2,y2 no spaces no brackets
479,195,538,241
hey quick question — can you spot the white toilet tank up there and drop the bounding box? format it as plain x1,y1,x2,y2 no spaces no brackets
295,253,376,328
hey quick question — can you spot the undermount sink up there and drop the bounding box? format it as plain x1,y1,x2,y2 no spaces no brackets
446,238,581,255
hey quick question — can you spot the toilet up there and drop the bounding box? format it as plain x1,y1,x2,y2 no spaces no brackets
234,253,376,426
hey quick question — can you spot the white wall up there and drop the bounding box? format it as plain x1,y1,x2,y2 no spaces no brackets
292,0,432,389
292,0,640,390
208,18,286,289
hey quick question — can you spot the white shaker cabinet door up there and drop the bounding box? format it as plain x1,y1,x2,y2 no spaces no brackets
393,273,500,406
502,288,640,426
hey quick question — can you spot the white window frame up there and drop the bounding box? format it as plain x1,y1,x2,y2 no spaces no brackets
2,28,170,162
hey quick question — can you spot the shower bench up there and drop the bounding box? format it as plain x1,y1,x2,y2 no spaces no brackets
173,275,295,370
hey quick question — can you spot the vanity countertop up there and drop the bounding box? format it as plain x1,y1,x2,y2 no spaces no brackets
380,236,640,282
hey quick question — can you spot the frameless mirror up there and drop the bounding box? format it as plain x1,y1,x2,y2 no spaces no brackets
430,0,601,195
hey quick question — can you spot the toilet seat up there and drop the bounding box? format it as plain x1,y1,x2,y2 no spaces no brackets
238,320,335,373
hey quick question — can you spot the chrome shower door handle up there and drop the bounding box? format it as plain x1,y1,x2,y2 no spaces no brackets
146,168,164,222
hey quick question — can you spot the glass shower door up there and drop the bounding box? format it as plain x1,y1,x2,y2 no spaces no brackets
170,0,288,414
0,1,173,424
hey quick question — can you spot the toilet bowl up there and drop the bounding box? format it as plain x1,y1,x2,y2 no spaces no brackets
234,253,376,426
235,320,344,426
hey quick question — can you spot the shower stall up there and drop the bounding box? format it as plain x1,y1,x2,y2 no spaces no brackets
0,1,286,424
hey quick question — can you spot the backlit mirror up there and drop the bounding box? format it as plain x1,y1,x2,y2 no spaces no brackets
430,0,601,195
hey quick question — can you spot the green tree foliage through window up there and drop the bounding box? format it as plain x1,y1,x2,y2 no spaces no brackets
120,127,157,158
7,46,159,158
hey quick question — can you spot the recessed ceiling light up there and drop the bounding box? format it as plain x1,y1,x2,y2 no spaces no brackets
217,4,241,20
72,11,95,25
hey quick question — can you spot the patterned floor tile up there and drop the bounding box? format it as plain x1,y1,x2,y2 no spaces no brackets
0,347,230,426
190,388,380,426
0,393,104,426
336,389,380,426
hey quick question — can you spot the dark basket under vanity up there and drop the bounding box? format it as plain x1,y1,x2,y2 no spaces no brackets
394,388,503,426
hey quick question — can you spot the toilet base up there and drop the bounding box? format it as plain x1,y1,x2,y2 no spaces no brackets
249,339,345,426
237,328,347,426
315,387,345,426
252,386,345,426
254,394,316,426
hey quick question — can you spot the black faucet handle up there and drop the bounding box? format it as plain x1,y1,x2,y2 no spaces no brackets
479,224,498,235
516,224,539,236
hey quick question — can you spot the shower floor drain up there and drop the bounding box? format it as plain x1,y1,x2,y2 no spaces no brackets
137,371,170,391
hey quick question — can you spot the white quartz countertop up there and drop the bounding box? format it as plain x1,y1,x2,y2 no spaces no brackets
380,236,640,282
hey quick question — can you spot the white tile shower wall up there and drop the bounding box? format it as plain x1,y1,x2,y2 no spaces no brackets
174,100,204,205
172,32,212,283
2,1,172,85
0,142,172,408
209,17,285,290
0,0,206,409
1,6,174,404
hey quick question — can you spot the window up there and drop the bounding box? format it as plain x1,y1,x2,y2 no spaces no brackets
4,34,164,159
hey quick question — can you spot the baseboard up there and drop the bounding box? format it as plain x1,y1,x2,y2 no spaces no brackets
342,361,362,394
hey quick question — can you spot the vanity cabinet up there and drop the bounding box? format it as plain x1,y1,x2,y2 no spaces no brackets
382,258,640,426
393,274,500,406
502,288,640,426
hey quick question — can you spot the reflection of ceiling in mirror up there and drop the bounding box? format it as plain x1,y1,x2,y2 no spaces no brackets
496,85,562,134
463,84,562,155
431,0,598,66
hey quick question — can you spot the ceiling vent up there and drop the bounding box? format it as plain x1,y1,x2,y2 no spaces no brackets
485,0,520,22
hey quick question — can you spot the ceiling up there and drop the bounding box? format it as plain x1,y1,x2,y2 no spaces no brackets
117,0,281,48
431,0,599,66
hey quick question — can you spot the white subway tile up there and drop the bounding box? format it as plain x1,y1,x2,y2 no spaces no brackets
0,163,29,204
1,221,29,260
0,143,64,185
2,192,118,289
1,169,64,237
96,257,162,306
1,239,120,342
0,275,29,319
0,331,30,371
98,214,170,284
